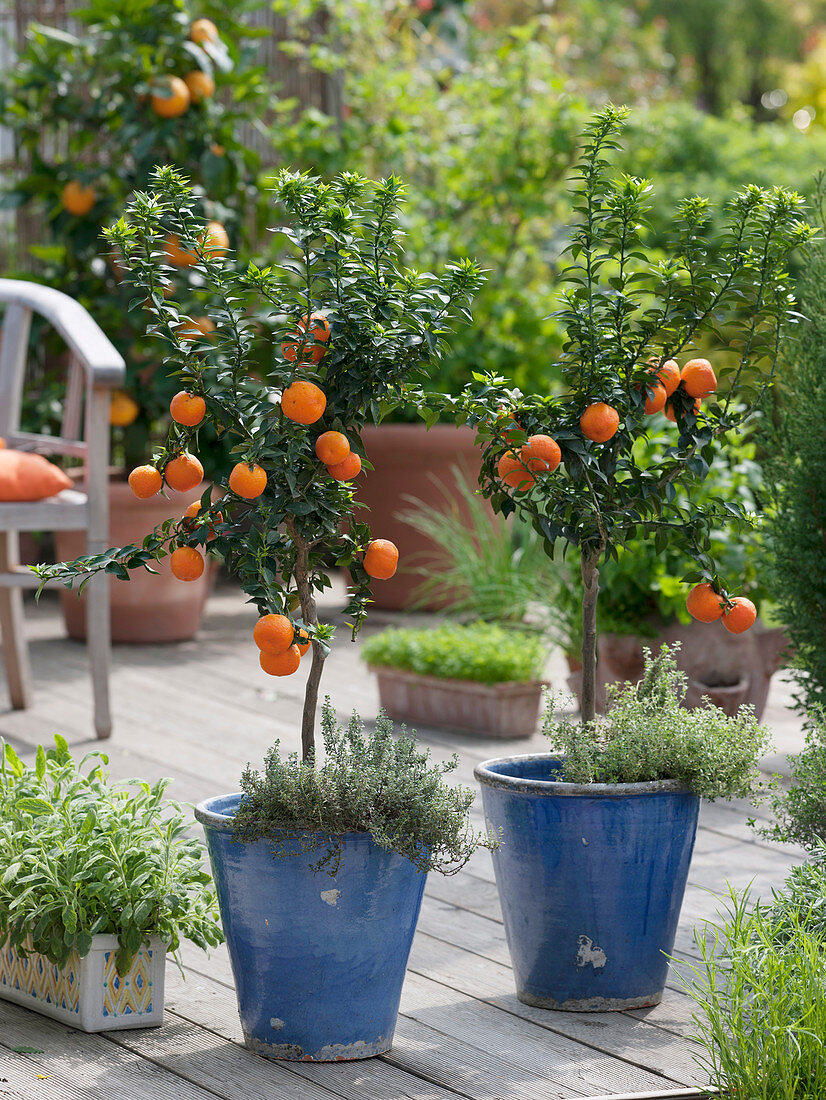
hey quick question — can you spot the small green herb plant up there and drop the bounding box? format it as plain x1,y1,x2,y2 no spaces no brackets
232,699,495,875
685,846,826,1099
544,645,770,798
0,737,223,973
362,623,547,686
762,707,826,850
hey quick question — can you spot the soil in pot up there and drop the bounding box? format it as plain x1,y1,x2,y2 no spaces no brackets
55,473,212,644
195,793,427,1061
355,423,486,611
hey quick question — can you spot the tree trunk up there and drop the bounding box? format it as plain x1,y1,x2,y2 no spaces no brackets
286,518,323,763
580,552,600,725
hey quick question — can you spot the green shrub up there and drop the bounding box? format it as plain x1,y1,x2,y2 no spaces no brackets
544,644,770,797
0,737,223,973
763,709,826,850
686,848,826,1099
763,211,826,718
231,699,496,875
362,622,547,685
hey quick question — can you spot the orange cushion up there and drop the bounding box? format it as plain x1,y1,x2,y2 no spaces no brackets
0,450,73,501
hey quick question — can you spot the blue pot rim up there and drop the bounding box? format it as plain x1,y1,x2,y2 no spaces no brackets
474,754,691,797
194,794,372,841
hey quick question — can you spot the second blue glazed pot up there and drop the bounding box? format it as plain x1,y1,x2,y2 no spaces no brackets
195,794,427,1060
475,755,700,1011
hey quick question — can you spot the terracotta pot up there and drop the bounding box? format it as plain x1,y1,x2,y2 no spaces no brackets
55,474,212,644
355,424,485,611
371,666,546,739
595,619,788,720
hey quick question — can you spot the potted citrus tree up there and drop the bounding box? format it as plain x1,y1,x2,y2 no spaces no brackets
0,736,222,1031
34,165,493,1060
0,1,269,641
438,105,813,1011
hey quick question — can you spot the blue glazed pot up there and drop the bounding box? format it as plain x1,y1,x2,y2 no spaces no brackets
475,755,700,1011
195,794,427,1060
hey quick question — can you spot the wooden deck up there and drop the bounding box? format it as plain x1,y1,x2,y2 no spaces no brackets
0,578,806,1100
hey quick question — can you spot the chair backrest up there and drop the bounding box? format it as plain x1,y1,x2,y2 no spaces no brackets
0,280,125,459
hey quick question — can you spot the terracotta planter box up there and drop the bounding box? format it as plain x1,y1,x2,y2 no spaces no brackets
356,423,486,611
0,935,166,1032
371,666,546,739
55,473,212,644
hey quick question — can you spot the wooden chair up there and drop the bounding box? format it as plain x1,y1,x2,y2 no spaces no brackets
0,279,125,739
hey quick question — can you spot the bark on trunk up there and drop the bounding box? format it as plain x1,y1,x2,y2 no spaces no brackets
287,518,324,763
580,552,600,726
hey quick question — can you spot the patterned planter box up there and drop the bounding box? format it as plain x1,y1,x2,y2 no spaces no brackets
0,934,166,1032
371,666,547,739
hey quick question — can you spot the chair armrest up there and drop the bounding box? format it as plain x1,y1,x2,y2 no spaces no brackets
0,279,125,388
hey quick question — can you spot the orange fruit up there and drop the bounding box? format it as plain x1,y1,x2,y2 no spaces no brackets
295,628,311,656
170,392,206,426
165,224,227,267
282,313,331,365
61,180,96,216
281,380,326,425
210,143,225,156
151,76,191,118
327,452,362,481
128,464,162,499
681,358,717,398
190,17,219,43
492,406,521,442
176,316,216,342
644,383,667,415
520,434,561,473
165,233,197,267
184,71,215,102
109,390,140,427
229,461,267,499
253,613,294,655
580,402,620,443
183,502,222,538
686,583,724,623
364,539,399,580
665,397,702,423
722,597,757,634
260,645,302,676
203,220,229,257
170,546,205,581
649,357,680,397
497,450,534,490
315,431,350,465
165,452,204,492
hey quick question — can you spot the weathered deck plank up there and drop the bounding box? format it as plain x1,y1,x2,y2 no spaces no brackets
0,582,805,1099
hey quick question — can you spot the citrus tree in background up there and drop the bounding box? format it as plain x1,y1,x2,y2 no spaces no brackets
34,166,483,759
437,106,814,723
0,0,271,469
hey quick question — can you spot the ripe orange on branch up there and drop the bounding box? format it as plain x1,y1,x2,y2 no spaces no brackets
109,391,140,427
521,434,561,473
165,452,203,492
253,613,294,655
681,358,717,398
282,312,331,365
184,71,215,102
327,452,362,481
497,450,534,490
686,583,724,623
722,597,757,634
665,397,701,423
260,645,302,676
61,180,96,216
151,76,191,118
170,392,206,426
170,546,205,581
315,431,350,466
580,402,620,442
364,539,399,580
190,18,219,43
229,462,267,499
128,464,162,499
281,380,326,425
644,383,667,415
649,357,680,397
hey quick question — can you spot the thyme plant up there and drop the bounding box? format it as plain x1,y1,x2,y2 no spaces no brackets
34,166,483,763
543,645,770,798
0,738,222,973
437,105,814,725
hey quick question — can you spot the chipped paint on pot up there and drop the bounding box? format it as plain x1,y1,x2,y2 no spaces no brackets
195,794,427,1061
475,754,700,1011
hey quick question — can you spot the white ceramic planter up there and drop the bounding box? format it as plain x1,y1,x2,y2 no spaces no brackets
0,934,166,1032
